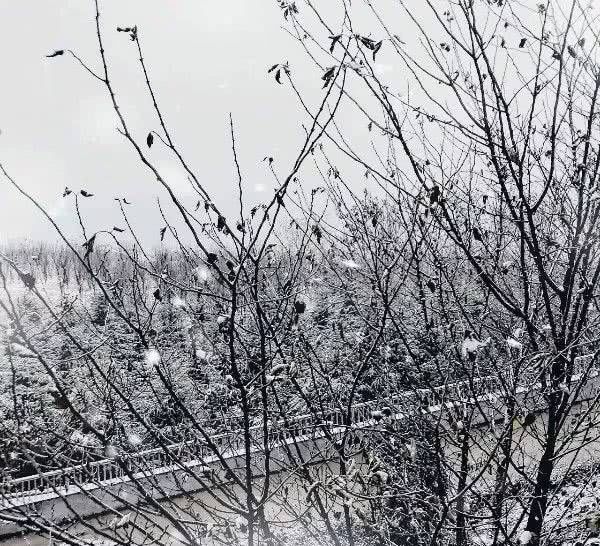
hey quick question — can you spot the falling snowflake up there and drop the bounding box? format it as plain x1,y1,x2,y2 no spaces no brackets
374,63,393,76
105,444,118,458
217,315,229,326
506,337,523,350
127,433,142,447
171,296,186,308
341,259,360,270
144,348,161,366
70,431,97,449
196,267,210,282
461,332,490,360
518,530,535,545
196,348,213,361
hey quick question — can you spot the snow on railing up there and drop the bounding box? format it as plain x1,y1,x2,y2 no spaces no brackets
3,353,596,498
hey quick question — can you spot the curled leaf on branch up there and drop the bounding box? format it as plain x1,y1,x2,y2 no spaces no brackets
82,234,96,260
268,62,289,84
356,36,384,60
322,66,336,88
278,0,298,19
358,36,376,49
117,25,137,41
372,41,383,61
329,35,341,53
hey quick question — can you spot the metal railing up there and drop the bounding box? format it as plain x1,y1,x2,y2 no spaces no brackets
3,353,596,499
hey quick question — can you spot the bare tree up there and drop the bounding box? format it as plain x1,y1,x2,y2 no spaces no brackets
6,0,600,545
274,0,600,544
0,1,365,545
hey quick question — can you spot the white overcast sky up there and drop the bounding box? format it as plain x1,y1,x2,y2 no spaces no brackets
2,1,483,250
0,1,566,248
0,1,328,244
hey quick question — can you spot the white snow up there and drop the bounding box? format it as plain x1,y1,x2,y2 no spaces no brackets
144,348,161,366
506,337,523,350
126,433,142,447
195,267,210,282
518,530,535,544
171,296,186,308
461,336,490,358
340,259,360,270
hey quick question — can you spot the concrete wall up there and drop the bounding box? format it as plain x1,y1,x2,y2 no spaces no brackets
2,370,599,542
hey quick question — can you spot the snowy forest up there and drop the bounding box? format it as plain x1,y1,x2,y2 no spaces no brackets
2,0,600,545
